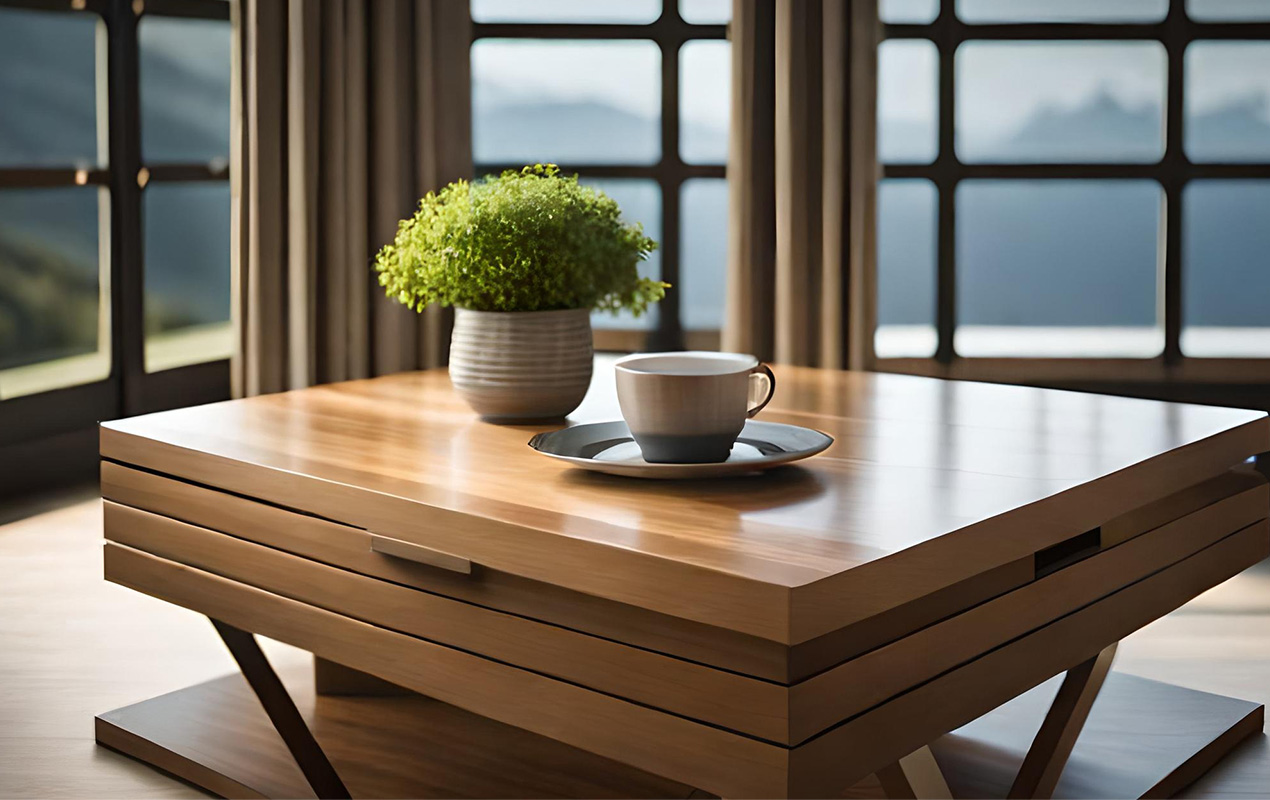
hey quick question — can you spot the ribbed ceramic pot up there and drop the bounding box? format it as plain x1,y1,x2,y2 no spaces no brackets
449,307,594,421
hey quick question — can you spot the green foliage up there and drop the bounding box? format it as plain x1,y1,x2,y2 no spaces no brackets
375,164,665,315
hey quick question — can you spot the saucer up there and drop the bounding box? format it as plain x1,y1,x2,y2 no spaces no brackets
528,420,833,479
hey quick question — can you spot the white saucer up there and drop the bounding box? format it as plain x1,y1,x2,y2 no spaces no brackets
528,420,833,479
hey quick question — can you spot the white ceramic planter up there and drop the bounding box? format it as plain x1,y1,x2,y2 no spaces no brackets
449,307,594,421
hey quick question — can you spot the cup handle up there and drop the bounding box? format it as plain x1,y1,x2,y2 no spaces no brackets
747,364,776,418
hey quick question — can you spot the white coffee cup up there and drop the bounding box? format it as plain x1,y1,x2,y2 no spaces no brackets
613,352,776,464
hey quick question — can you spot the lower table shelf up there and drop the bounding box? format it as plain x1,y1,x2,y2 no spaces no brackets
98,666,1261,799
930,671,1264,799
96,666,695,799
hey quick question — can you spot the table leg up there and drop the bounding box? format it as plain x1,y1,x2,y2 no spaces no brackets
1008,643,1118,799
877,643,1120,800
314,655,413,697
876,746,953,799
210,619,352,799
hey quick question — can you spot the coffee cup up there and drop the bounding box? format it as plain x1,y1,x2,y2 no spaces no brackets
613,352,776,464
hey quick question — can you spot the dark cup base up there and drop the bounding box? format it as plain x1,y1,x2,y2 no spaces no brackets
631,432,739,464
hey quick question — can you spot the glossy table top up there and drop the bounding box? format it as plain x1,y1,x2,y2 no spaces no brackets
101,359,1270,642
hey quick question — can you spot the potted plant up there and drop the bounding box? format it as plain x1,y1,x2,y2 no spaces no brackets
375,164,663,421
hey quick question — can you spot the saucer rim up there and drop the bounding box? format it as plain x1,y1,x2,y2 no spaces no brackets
527,419,834,479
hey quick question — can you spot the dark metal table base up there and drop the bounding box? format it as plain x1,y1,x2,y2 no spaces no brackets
210,619,351,799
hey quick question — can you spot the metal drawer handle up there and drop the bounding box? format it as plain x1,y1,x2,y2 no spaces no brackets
369,534,472,575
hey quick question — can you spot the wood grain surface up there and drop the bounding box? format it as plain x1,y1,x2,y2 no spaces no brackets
98,364,1270,644
787,476,1267,741
97,668,695,799
102,543,791,799
789,521,1269,796
95,668,1265,800
6,494,1269,799
930,672,1264,799
101,519,1268,798
103,501,791,743
101,473,1267,746
101,462,790,681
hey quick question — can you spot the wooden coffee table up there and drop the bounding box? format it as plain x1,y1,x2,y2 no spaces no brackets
96,363,1269,798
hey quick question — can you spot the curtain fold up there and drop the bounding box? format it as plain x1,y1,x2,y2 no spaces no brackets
724,0,877,369
230,0,471,398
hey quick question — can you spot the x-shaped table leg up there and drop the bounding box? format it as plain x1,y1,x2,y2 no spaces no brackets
877,643,1119,800
1008,643,1118,799
211,619,351,799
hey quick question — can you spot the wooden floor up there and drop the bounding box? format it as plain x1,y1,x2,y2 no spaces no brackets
2,490,1270,798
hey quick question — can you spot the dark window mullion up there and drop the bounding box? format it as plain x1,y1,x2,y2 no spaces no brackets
651,6,684,351
471,23,727,42
142,164,230,182
471,7,734,350
884,163,1270,179
886,20,1270,41
105,0,145,412
883,0,1270,370
0,0,117,440
0,0,107,13
1163,1,1189,364
933,8,957,364
0,167,111,187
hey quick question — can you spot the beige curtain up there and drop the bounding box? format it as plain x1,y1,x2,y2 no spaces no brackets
230,0,471,398
724,0,878,369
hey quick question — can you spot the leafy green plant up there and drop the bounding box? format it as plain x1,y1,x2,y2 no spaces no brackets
375,164,664,315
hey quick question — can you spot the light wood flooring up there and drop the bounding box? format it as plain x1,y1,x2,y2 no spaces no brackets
2,490,1269,798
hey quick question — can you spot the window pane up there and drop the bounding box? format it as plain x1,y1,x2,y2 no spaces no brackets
879,39,938,165
881,0,939,24
473,0,660,23
680,0,730,24
956,180,1162,358
139,17,232,164
681,178,728,331
1182,181,1270,357
957,42,1166,164
680,41,730,164
0,8,99,167
1185,42,1270,163
580,179,662,332
144,183,232,372
957,0,1166,23
1188,0,1270,21
0,187,109,399
473,40,660,165
876,179,937,358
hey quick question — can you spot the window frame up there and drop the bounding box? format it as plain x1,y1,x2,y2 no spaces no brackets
0,0,231,452
470,4,728,352
876,0,1270,397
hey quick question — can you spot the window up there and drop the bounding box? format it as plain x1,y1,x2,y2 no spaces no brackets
875,0,1270,388
470,1,729,351
0,0,231,443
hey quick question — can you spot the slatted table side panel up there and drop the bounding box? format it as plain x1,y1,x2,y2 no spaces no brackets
102,501,794,743
788,521,1270,797
100,461,795,682
102,543,793,799
787,481,1269,742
